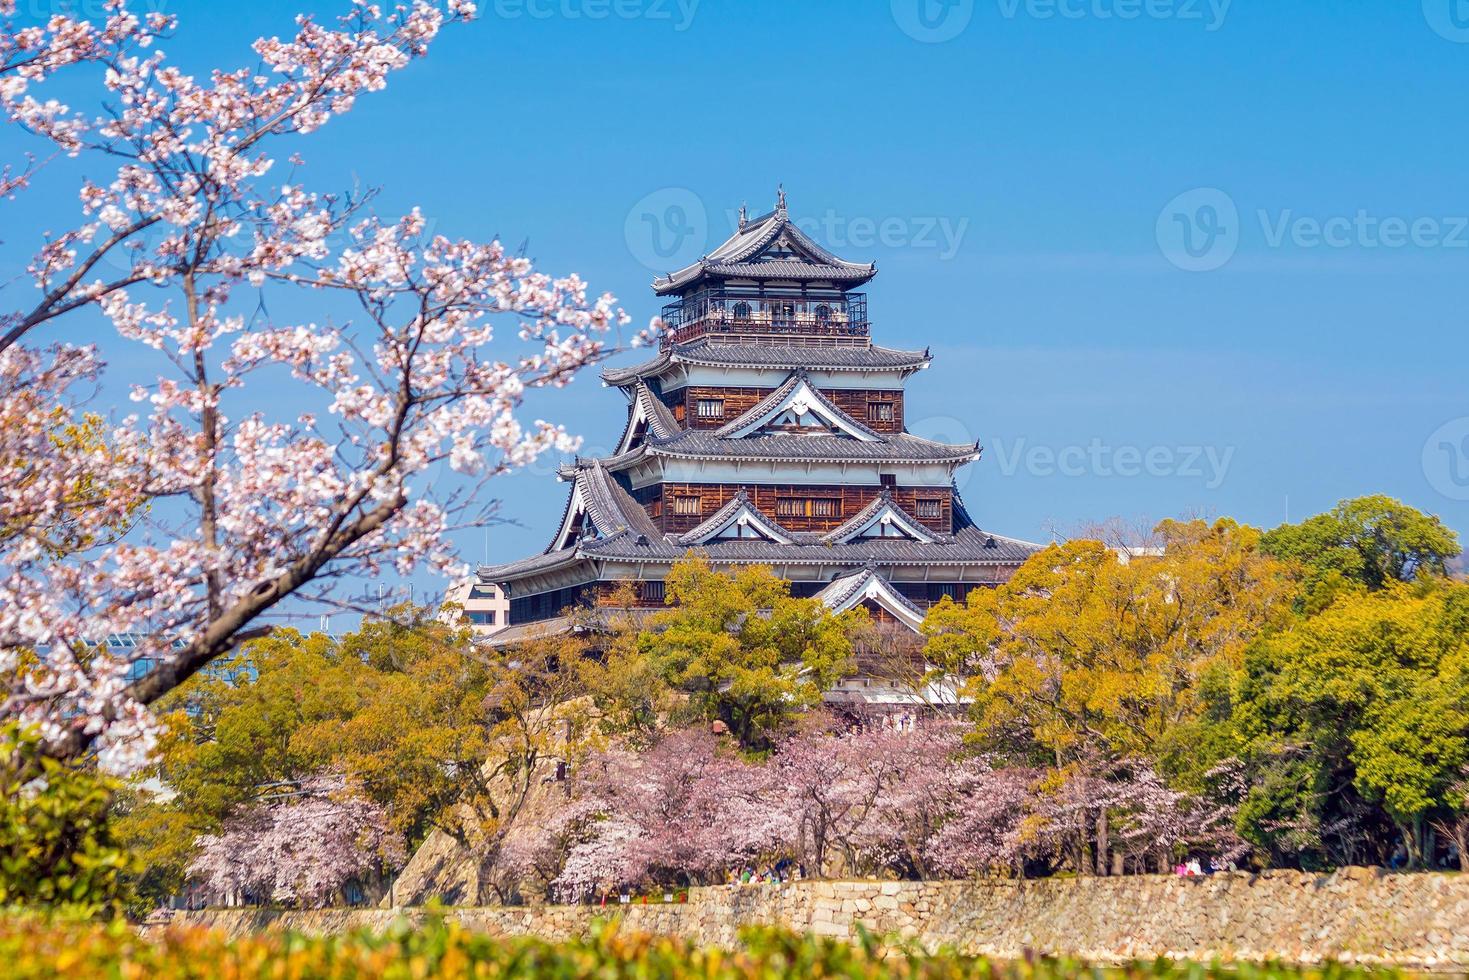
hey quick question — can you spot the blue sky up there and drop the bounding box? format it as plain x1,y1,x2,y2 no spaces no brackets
7,0,1469,614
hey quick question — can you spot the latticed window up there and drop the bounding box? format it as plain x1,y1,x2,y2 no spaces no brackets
867,400,895,423
777,497,841,518
916,498,943,519
696,398,724,419
672,495,702,516
641,580,666,602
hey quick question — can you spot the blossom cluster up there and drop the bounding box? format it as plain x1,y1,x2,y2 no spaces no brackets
1,1,647,772
188,774,405,907
545,721,1244,897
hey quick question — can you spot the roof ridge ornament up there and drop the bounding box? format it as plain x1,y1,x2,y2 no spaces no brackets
775,183,786,217
738,202,748,229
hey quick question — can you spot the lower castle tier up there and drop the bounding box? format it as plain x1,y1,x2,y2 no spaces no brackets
479,194,1041,637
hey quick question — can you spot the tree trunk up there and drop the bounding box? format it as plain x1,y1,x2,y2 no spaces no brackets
1095,809,1110,877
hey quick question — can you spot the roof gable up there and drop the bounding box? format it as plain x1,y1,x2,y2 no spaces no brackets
678,491,795,546
716,373,881,442
822,492,940,545
613,382,680,454
547,461,662,552
817,567,926,632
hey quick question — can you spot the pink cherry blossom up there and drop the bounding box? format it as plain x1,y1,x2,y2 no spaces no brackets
188,773,404,908
0,2,649,772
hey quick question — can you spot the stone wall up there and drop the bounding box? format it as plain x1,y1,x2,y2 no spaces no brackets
173,869,1469,969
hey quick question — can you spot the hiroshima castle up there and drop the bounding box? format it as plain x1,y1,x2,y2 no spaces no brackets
480,192,1041,640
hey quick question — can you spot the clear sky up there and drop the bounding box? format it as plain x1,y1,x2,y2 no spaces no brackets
7,0,1469,614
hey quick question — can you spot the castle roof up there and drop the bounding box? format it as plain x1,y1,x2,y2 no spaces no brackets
480,487,1040,584
651,196,876,296
601,340,931,387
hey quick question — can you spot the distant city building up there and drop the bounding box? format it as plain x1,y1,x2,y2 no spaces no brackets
441,577,510,636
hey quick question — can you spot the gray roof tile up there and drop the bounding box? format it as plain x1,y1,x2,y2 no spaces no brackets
601,341,930,386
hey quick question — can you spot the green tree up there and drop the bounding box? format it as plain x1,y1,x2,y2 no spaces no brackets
1260,495,1460,613
640,554,860,750
1234,581,1469,868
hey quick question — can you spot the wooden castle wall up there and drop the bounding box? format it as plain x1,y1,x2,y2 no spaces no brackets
630,482,952,535
662,386,906,433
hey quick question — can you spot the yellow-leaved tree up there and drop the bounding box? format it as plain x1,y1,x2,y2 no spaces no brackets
922,519,1297,873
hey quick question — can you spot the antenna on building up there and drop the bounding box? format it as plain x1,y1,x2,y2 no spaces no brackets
319,614,329,634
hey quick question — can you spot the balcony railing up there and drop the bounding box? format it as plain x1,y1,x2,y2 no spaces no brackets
660,290,869,348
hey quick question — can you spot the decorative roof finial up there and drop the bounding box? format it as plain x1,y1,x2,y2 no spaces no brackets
776,183,786,215
738,202,748,229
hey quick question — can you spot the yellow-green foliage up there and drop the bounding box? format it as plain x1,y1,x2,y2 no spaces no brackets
0,915,1411,980
1,724,137,913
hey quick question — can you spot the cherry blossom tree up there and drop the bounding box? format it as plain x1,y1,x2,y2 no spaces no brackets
0,0,651,772
552,728,780,898
187,773,404,908
923,765,1038,878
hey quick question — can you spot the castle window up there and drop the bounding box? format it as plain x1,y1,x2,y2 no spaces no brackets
672,495,702,516
867,400,895,423
696,398,725,419
641,580,666,603
916,498,943,520
815,303,832,322
880,474,897,489
732,301,751,320
776,497,841,518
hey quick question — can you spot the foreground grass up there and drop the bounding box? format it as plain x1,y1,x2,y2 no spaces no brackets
0,914,1411,979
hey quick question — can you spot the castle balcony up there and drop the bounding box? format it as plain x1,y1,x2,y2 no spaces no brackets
660,290,869,349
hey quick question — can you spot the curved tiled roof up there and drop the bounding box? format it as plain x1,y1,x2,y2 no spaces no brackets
652,203,876,295
607,429,980,466
480,505,1043,586
601,341,931,387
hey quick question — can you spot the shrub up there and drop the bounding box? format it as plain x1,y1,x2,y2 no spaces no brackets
0,724,137,914
0,914,1411,980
